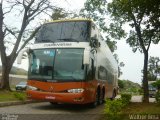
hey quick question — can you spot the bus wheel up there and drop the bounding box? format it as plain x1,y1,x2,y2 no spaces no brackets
50,102,58,105
99,90,103,105
90,91,99,108
101,88,105,104
111,90,116,100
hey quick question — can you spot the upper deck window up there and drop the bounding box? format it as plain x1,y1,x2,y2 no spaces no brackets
35,21,90,43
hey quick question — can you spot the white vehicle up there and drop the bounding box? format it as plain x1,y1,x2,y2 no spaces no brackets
17,19,118,106
148,81,157,97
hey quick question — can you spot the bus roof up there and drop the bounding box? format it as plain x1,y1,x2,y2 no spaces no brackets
45,18,92,24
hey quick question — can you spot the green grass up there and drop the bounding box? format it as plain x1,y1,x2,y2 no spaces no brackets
0,90,26,102
121,103,160,120
122,103,160,114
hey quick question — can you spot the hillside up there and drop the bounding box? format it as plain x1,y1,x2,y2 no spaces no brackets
118,79,141,94
0,65,27,75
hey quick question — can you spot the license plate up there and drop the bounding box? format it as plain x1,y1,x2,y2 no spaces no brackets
45,96,55,100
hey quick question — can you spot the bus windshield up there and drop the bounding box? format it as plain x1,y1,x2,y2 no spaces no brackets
35,21,90,43
28,49,85,82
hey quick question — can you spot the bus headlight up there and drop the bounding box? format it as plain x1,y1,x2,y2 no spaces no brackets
67,88,84,93
27,85,38,91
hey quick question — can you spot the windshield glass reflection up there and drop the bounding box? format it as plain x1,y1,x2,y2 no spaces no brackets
29,49,85,82
35,21,90,43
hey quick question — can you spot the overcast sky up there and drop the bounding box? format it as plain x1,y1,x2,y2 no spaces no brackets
116,40,160,84
1,0,160,84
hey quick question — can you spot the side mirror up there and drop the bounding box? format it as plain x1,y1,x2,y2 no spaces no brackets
90,37,100,48
83,49,90,65
17,48,29,64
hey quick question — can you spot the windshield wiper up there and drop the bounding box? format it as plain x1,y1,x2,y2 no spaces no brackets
57,38,79,42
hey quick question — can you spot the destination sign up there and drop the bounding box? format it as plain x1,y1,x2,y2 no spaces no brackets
44,43,72,47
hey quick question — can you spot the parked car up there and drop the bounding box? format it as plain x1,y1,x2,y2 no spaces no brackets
148,84,157,98
15,82,27,91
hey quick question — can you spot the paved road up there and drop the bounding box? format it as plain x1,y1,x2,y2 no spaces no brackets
131,95,156,102
0,102,105,120
0,95,156,120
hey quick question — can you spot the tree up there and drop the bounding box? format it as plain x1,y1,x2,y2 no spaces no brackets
82,0,160,103
51,8,68,20
80,0,126,53
118,80,124,89
0,0,57,90
108,0,160,103
114,54,125,77
152,80,160,92
50,7,78,20
148,57,160,81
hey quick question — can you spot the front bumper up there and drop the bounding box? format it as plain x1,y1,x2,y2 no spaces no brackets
26,90,88,104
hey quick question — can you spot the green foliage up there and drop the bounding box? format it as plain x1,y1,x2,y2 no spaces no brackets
121,103,160,117
50,8,77,20
104,99,124,120
105,99,124,113
0,91,18,102
118,80,124,89
114,55,125,77
152,80,160,91
155,91,160,104
118,80,141,95
106,40,117,53
0,91,26,102
104,95,131,120
148,57,160,81
51,8,68,20
13,92,26,101
138,88,143,95
121,94,132,105
107,0,160,53
80,0,126,53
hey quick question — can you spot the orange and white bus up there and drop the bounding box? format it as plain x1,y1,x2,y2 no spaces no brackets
17,19,118,107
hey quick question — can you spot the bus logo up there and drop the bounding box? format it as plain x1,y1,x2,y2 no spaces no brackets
49,86,54,92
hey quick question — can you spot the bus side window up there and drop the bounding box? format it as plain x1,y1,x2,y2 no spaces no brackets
91,59,95,79
107,73,113,84
87,58,95,80
98,66,108,80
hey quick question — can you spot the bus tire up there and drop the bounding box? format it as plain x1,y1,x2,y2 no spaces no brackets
111,90,116,100
50,102,58,105
90,90,99,108
99,89,103,105
101,88,105,103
